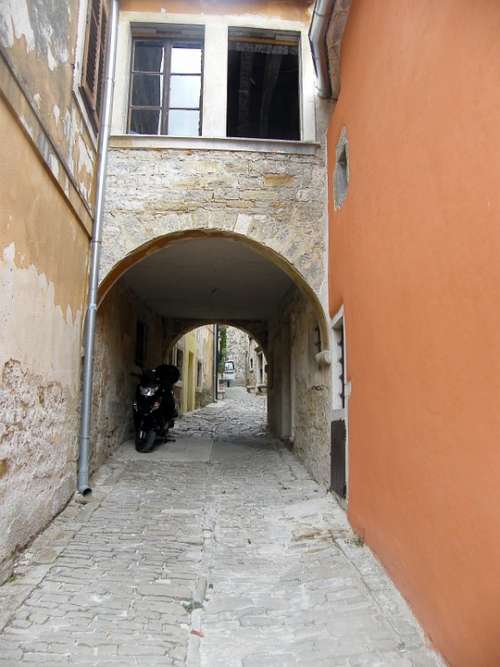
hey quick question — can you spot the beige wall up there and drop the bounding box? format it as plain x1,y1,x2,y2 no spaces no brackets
0,0,99,581
0,97,90,583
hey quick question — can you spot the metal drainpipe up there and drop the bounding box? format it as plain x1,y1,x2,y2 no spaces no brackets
77,0,120,496
308,0,335,98
213,324,218,401
214,324,219,401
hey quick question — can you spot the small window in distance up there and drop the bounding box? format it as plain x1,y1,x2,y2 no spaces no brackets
128,24,204,136
334,127,349,210
135,320,148,367
227,27,300,140
197,361,203,387
81,0,109,130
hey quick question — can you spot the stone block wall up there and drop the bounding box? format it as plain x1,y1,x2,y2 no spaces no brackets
97,142,331,489
101,144,326,298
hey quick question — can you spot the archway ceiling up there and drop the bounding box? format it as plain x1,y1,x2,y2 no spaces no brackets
121,237,295,320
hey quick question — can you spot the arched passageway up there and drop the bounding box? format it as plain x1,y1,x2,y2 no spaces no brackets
90,231,332,486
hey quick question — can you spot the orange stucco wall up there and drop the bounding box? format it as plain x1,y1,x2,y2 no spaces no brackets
328,2,500,665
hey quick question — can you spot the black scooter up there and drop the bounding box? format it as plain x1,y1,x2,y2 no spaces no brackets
133,370,166,452
132,367,179,453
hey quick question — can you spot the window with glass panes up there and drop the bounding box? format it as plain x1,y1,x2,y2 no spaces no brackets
128,37,203,136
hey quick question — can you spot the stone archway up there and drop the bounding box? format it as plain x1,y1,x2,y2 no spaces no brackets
98,229,330,354
92,229,332,488
163,318,269,359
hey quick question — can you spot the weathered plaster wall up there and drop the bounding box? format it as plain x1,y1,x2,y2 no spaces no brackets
0,0,97,209
225,326,248,386
0,100,89,583
102,146,326,298
327,1,500,664
92,284,166,468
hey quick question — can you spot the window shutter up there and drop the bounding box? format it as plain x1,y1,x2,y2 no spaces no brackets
82,0,108,128
95,2,108,118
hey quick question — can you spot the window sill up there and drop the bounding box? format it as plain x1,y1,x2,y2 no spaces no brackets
109,134,320,155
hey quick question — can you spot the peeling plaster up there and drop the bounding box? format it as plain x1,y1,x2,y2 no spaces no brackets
18,114,35,141
1,0,96,214
77,135,94,180
48,152,60,179
0,0,70,67
0,241,83,576
0,0,35,50
0,357,77,575
63,107,95,202
0,243,82,394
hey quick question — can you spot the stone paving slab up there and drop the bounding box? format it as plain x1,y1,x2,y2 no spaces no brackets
0,389,444,665
115,438,213,463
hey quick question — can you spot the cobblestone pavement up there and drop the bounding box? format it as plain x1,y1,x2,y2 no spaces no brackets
0,389,443,666
174,387,267,441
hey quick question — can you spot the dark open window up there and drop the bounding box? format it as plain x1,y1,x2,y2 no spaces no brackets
128,26,204,136
227,28,300,140
82,0,109,130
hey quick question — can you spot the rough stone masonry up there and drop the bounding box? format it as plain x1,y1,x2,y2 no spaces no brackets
101,145,327,296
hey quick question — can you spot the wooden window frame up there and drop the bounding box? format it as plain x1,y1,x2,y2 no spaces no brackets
81,0,109,131
127,36,204,136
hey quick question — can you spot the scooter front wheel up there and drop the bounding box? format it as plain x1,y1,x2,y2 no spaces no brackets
135,429,155,452
138,429,156,453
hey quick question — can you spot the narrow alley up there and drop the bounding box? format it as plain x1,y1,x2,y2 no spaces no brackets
0,390,441,666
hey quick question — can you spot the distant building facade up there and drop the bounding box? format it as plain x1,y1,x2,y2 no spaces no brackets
171,326,215,414
224,327,247,386
246,337,267,394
